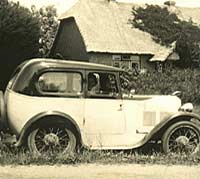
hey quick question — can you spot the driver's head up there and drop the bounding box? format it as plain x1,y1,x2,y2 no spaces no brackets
88,73,97,90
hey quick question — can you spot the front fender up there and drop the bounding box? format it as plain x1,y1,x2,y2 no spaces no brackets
14,111,82,147
134,112,200,148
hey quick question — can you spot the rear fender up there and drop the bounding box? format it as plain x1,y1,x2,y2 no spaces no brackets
134,112,200,148
14,111,82,147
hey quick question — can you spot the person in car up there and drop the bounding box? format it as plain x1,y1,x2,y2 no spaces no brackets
88,73,99,94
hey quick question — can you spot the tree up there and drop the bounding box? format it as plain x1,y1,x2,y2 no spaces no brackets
31,5,58,57
0,0,40,89
176,20,200,67
131,4,200,68
0,1,58,90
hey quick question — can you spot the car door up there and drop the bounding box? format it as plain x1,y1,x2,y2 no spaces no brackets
32,70,85,129
83,71,126,147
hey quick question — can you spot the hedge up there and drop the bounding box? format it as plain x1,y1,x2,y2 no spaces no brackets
126,68,200,104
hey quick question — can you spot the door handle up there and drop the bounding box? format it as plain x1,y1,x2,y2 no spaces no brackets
83,118,86,126
118,104,123,111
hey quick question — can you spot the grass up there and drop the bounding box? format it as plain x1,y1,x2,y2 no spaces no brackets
0,144,200,166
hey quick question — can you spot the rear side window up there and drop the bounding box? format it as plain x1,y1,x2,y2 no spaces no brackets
37,72,82,96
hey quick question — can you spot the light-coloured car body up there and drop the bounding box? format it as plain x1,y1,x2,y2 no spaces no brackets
3,58,199,150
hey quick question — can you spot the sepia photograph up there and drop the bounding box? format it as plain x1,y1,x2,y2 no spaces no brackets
0,0,200,178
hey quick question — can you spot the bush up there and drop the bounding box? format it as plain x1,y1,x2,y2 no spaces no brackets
0,2,58,90
31,5,58,57
0,0,40,89
126,68,200,104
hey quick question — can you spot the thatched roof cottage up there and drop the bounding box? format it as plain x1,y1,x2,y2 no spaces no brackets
50,0,200,72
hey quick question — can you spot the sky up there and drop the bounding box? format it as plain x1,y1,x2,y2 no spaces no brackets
11,0,200,14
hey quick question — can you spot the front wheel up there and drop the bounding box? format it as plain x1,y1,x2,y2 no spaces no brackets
27,123,77,155
162,121,200,154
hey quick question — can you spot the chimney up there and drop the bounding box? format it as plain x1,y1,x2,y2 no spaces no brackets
164,1,176,6
107,0,116,2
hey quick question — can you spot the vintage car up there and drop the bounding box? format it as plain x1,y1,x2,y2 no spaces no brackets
0,58,200,155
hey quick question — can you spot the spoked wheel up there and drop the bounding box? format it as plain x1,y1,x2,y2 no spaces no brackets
27,123,76,155
162,121,200,154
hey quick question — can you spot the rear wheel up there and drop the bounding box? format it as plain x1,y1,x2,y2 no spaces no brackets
162,121,200,154
27,123,76,155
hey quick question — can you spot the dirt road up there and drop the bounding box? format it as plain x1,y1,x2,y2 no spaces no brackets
0,164,200,179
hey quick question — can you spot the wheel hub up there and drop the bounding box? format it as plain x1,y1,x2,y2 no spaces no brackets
175,136,189,146
44,133,59,146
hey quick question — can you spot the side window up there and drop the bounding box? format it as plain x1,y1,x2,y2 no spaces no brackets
87,72,119,98
37,72,82,96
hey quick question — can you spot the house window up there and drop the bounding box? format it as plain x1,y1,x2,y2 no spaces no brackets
112,55,121,68
122,55,131,61
112,55,121,61
112,55,142,73
130,55,140,61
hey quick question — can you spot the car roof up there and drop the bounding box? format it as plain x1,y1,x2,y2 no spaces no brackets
23,58,124,72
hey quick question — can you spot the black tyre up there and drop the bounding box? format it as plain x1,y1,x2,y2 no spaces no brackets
162,121,200,154
27,123,76,155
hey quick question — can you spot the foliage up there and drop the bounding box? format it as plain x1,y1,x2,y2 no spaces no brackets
132,5,180,45
131,4,200,67
175,21,200,67
0,0,40,89
0,1,58,90
31,5,58,57
124,68,200,104
0,0,40,57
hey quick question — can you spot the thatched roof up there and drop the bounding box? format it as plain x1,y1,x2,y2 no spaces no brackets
60,0,200,61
